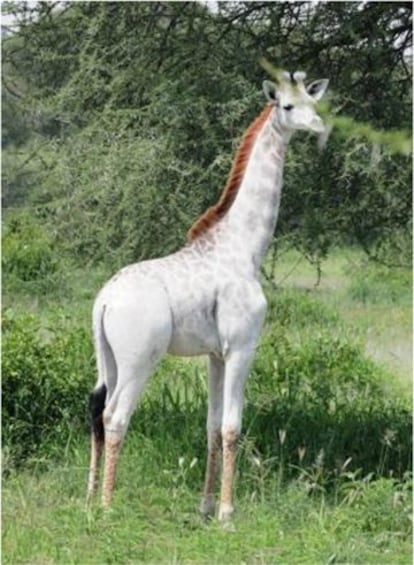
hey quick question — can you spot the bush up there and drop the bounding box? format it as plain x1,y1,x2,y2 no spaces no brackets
347,262,412,305
2,211,65,295
266,287,339,328
2,310,94,469
243,324,412,482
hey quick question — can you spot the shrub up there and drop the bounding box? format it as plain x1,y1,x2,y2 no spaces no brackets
2,310,94,469
347,262,412,305
2,211,65,295
266,287,339,328
244,323,412,482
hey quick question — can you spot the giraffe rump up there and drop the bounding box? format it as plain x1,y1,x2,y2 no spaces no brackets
187,104,273,241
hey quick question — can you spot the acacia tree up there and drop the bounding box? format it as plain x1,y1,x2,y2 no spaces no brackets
2,1,412,269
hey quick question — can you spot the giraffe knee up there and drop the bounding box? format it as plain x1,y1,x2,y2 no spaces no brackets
103,408,127,443
222,428,239,450
208,428,222,450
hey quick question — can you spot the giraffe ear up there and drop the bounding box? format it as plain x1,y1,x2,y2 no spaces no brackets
306,79,329,101
263,80,279,105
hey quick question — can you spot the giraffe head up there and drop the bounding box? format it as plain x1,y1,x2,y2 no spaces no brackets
263,71,329,134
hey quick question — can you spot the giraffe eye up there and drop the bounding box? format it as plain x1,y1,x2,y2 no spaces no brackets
283,104,294,111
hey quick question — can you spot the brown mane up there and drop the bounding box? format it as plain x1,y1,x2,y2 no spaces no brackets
187,104,273,241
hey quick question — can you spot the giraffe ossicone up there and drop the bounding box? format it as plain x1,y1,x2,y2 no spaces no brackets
87,69,329,523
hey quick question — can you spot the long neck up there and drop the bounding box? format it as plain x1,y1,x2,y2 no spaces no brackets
220,109,288,270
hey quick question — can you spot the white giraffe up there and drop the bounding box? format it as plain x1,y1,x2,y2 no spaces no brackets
87,70,329,523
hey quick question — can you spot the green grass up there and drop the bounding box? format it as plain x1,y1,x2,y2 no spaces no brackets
3,439,412,565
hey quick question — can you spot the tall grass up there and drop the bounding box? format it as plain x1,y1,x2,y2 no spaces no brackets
3,431,412,564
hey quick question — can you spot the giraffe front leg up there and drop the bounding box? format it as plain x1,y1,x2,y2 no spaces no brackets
200,354,224,519
215,281,267,524
218,347,256,524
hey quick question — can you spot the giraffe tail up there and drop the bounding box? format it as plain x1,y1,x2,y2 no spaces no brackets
87,381,106,502
90,300,114,442
89,384,107,442
87,301,113,501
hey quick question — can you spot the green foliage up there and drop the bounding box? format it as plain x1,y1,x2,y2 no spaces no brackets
266,287,339,327
336,475,412,536
2,211,66,294
247,326,411,480
243,289,412,482
279,133,411,267
30,130,189,265
2,2,412,267
347,263,412,305
2,310,94,469
326,112,412,156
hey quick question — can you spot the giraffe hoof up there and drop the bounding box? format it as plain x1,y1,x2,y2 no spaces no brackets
101,504,116,517
221,520,236,532
218,503,234,523
200,495,215,520
101,496,114,512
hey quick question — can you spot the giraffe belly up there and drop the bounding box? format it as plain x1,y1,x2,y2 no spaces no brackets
167,312,221,357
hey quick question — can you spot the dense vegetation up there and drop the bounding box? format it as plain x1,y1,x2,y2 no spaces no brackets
2,1,412,269
2,2,412,563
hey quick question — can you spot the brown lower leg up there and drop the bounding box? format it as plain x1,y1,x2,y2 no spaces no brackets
203,430,221,497
201,430,221,516
219,430,239,519
87,433,104,501
101,436,122,507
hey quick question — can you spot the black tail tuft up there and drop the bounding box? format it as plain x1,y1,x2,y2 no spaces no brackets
89,384,107,442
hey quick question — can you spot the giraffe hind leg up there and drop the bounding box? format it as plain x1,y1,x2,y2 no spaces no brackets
101,359,161,508
99,283,173,507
